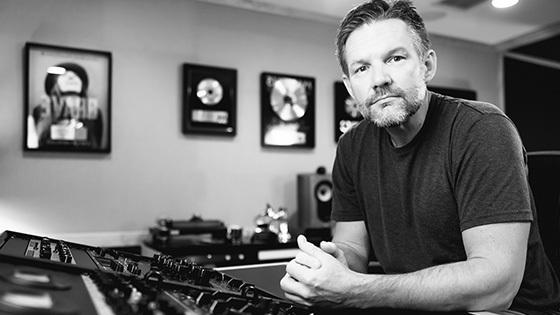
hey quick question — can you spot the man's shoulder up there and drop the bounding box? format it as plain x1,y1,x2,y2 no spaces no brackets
433,93,521,150
431,93,512,134
433,92,503,118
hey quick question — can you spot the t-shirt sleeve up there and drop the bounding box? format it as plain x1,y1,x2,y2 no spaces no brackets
331,133,364,222
451,113,533,231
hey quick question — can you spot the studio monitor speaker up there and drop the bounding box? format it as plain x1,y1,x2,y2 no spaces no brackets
297,172,333,230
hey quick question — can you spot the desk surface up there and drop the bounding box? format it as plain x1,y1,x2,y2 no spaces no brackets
217,261,289,298
217,262,506,315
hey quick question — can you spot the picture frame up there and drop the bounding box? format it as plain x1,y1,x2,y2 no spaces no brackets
428,85,477,100
182,63,237,136
261,72,315,148
24,42,112,153
334,81,362,142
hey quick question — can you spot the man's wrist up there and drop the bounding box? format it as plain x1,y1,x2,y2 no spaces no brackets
338,270,376,308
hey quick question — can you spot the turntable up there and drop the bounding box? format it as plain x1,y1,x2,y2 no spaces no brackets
149,215,228,247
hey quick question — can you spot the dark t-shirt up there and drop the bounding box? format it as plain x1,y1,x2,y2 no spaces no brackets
331,92,560,313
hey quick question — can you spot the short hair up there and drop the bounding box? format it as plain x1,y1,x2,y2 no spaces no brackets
335,0,431,76
44,62,89,97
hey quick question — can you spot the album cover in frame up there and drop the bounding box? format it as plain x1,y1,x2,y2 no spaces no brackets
261,72,315,148
24,42,112,153
334,81,362,142
182,63,237,136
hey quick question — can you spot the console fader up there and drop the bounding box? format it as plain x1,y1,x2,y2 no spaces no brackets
0,230,311,315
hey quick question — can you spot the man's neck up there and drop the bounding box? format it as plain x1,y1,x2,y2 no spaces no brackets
385,92,431,148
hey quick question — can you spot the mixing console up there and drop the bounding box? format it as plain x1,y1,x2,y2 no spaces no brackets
0,230,311,315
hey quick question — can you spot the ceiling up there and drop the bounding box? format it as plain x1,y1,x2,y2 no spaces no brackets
194,0,560,49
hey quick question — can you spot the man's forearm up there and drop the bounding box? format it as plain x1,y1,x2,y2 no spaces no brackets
347,258,519,311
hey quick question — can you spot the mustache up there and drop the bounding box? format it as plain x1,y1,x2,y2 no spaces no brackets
364,87,404,106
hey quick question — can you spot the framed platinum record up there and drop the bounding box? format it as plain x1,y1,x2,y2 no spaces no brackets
261,72,315,148
334,81,362,142
182,63,236,136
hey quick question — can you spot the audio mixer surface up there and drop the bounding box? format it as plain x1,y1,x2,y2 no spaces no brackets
0,230,311,315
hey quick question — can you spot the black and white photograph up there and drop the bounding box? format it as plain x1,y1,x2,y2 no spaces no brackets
2,1,560,314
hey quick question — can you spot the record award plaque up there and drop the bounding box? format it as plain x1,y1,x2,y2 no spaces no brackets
182,63,236,136
261,72,315,148
334,81,362,142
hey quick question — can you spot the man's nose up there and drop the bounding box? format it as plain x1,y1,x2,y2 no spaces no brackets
370,65,392,90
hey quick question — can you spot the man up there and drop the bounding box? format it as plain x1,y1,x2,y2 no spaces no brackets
280,0,560,313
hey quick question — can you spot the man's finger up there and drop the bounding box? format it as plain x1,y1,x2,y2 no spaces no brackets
294,251,321,269
320,241,349,266
284,292,312,306
320,241,338,255
280,273,311,302
285,259,314,284
297,235,327,258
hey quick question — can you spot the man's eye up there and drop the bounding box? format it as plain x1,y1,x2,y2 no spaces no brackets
389,56,405,63
355,65,368,73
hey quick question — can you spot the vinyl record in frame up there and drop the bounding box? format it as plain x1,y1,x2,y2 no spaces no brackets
182,63,236,136
334,81,362,142
261,72,315,148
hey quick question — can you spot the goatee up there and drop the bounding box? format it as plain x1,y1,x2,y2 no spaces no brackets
359,87,422,128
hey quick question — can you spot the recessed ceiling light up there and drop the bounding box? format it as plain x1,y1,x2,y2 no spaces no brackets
491,0,519,9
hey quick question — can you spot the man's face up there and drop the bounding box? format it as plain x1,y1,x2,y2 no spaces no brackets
342,19,433,128
57,70,83,94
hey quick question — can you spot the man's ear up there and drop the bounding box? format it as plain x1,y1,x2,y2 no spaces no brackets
342,75,355,99
423,49,437,82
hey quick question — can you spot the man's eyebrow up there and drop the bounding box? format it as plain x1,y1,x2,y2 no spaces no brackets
349,46,411,66
349,58,369,68
386,47,409,56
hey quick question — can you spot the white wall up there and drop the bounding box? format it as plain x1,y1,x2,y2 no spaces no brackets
430,36,501,106
0,0,499,245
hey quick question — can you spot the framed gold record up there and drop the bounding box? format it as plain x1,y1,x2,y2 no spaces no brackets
261,72,315,148
182,63,236,136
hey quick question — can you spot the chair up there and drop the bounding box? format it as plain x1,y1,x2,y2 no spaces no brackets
526,152,560,276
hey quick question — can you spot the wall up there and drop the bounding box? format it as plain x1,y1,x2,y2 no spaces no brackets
0,0,499,245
